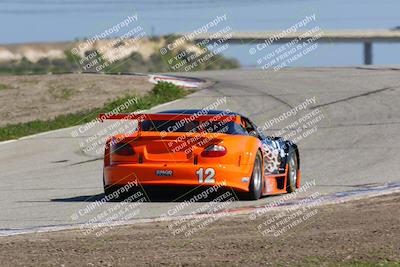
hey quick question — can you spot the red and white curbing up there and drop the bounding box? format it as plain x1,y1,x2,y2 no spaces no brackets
148,74,205,89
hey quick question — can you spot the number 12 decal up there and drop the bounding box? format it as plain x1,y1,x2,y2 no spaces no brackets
196,168,215,183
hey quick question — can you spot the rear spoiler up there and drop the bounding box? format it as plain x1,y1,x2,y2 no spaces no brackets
98,113,239,123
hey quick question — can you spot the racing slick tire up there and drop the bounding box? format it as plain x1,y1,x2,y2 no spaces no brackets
244,151,263,200
286,150,298,193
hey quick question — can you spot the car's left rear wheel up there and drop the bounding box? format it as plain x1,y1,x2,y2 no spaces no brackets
103,174,125,202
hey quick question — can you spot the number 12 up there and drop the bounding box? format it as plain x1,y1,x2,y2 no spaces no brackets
196,168,215,183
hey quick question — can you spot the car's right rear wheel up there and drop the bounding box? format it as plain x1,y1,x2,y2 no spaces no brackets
286,151,298,193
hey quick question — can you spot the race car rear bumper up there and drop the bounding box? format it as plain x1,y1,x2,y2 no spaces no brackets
104,162,253,192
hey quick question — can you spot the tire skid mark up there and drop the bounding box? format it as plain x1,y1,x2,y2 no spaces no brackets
311,86,397,109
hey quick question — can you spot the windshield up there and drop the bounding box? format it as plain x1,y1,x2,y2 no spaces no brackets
141,120,248,135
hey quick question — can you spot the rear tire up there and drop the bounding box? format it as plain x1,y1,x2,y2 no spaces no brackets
286,151,298,193
244,151,263,200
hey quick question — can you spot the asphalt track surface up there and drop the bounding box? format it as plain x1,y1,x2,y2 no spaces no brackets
1,67,399,232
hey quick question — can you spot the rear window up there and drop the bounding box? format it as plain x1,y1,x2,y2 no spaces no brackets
141,120,248,135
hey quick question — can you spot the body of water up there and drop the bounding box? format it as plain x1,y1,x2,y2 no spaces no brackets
1,0,399,66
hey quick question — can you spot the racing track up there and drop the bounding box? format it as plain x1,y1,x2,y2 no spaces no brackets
0,67,399,233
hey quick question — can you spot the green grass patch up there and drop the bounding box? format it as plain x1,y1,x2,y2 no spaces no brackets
0,82,191,141
0,83,10,90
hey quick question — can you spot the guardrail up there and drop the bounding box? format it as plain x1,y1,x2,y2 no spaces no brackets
187,30,400,65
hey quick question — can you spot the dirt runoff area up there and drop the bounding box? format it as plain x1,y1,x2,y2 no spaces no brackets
0,74,154,127
0,193,399,267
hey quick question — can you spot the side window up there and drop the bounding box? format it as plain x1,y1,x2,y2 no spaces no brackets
232,122,248,135
241,118,257,137
241,117,264,140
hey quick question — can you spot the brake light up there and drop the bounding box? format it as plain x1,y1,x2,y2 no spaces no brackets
111,142,135,156
201,145,227,157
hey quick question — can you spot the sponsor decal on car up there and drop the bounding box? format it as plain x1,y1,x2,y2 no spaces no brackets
155,170,174,176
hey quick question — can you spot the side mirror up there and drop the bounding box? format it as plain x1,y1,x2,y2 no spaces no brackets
248,130,257,137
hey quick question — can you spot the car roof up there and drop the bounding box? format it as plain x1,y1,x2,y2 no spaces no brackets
157,109,242,116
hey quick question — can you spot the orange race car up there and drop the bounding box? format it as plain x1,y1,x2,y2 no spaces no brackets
100,109,301,201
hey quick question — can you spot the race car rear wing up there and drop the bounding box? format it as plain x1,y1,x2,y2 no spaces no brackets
98,113,240,123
